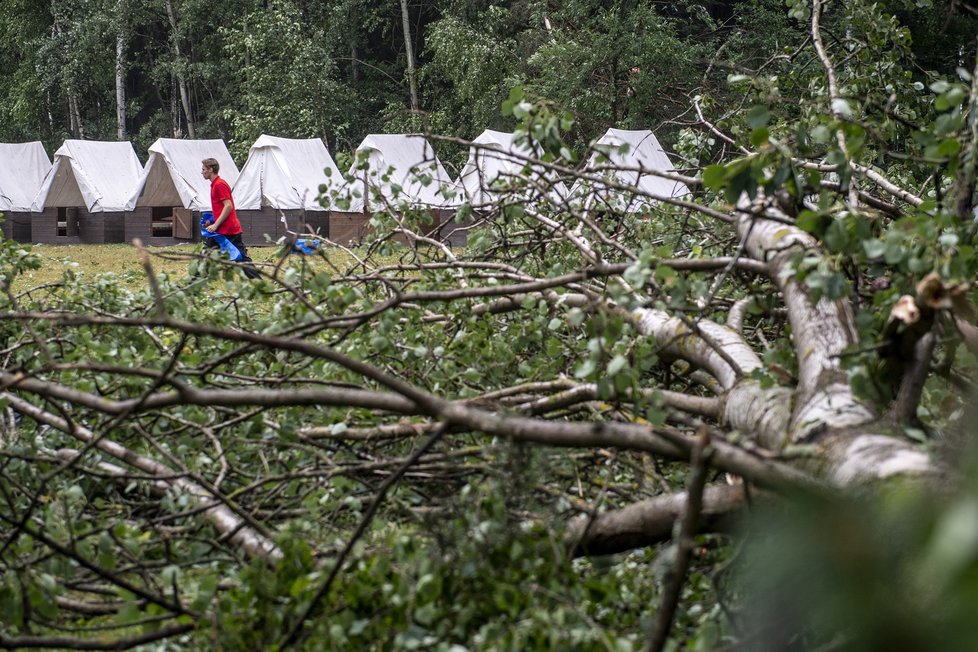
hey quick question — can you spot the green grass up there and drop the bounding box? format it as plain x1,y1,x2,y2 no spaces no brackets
11,242,358,292
18,243,271,285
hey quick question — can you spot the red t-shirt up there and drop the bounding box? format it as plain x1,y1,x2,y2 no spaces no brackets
210,175,243,236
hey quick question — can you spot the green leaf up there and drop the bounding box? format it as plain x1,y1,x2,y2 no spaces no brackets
939,232,959,248
575,359,596,378
936,139,961,157
824,272,848,299
811,125,831,144
884,241,908,265
863,239,886,259
823,219,850,252
936,86,966,111
751,127,770,147
831,99,853,118
746,105,770,129
904,427,928,443
796,211,826,234
607,354,628,376
702,165,727,191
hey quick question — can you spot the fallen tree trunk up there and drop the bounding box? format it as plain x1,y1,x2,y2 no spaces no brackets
567,484,749,557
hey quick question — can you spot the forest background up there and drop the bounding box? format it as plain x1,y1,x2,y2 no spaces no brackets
2,0,971,168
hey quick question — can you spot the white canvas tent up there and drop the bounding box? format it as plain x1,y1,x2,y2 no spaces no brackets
1,142,50,212
235,135,357,211
573,128,689,212
127,138,238,212
457,129,569,208
350,134,461,211
31,140,143,243
338,134,463,246
33,140,142,213
125,138,238,243
235,135,363,242
0,142,50,242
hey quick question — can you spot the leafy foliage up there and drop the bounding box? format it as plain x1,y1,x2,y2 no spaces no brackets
4,0,978,650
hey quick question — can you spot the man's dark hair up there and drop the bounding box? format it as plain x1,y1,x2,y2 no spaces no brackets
202,158,220,173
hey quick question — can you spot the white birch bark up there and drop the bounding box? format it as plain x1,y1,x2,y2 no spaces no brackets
115,23,127,140
632,308,794,449
399,0,419,112
633,308,763,390
619,200,943,485
731,198,940,482
736,205,857,398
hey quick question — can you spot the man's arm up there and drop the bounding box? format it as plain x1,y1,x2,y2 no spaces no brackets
206,199,233,233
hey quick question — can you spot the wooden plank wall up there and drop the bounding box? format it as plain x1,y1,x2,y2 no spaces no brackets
123,207,153,244
77,211,125,244
238,208,333,245
326,210,469,248
329,212,370,246
1,212,32,243
20,207,467,248
31,208,80,244
123,207,195,247
436,210,472,248
280,211,329,240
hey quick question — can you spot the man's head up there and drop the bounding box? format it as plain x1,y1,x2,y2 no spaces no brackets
201,158,220,181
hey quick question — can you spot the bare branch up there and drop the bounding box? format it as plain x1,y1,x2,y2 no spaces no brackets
4,393,283,563
0,623,194,650
648,427,712,652
887,331,936,424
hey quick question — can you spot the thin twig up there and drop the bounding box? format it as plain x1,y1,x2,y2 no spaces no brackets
647,426,711,652
280,422,449,648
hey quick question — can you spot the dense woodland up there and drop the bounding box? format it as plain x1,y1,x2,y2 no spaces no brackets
0,0,970,164
5,0,978,650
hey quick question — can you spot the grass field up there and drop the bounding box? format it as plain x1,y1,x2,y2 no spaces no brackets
11,242,331,291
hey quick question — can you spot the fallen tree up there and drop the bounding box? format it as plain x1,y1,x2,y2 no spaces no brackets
2,1,978,649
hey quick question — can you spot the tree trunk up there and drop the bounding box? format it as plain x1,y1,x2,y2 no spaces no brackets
399,0,419,112
165,0,196,138
51,2,83,139
68,94,83,138
628,195,944,487
115,20,127,140
170,74,179,136
568,485,749,557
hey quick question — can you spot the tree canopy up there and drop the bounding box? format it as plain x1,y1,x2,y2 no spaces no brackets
0,0,970,159
3,0,978,650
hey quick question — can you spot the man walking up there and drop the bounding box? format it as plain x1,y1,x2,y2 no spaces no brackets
201,157,260,279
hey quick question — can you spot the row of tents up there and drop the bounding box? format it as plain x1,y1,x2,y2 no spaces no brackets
0,129,689,247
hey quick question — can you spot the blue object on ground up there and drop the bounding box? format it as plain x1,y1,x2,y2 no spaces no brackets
292,238,321,255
